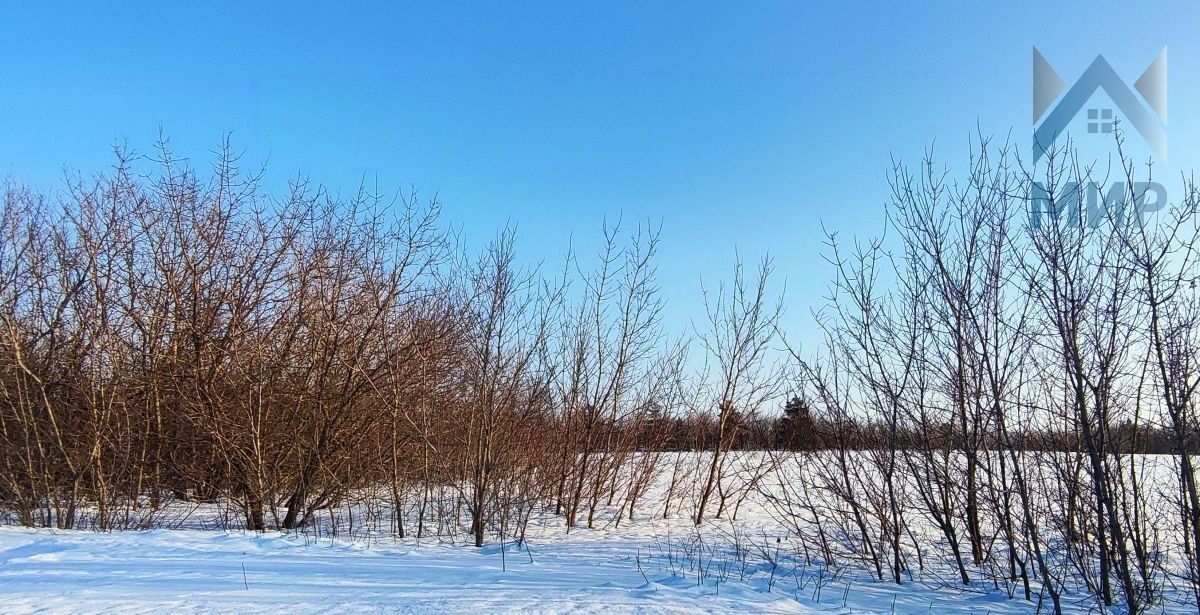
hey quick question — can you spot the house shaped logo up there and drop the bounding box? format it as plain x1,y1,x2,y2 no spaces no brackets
1032,47,1167,163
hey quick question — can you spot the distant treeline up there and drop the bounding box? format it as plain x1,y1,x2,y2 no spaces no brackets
636,400,1200,454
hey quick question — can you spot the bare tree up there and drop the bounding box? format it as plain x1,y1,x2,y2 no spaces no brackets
693,256,781,526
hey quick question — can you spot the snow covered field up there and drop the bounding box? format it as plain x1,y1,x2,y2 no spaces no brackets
2,522,1038,614
0,453,1195,614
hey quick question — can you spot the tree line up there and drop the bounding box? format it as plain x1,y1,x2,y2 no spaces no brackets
0,140,783,545
768,135,1200,613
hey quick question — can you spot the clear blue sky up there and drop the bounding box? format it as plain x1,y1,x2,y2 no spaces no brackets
1,1,1196,349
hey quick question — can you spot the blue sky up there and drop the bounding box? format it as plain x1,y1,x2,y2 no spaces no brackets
1,1,1195,349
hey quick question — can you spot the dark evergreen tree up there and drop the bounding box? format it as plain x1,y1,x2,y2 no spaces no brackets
777,396,818,450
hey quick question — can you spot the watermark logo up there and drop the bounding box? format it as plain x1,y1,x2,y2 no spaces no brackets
1030,181,1167,229
1032,47,1167,164
1030,48,1169,228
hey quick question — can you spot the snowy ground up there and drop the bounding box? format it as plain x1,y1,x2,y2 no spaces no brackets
1,453,1194,613
0,523,1040,614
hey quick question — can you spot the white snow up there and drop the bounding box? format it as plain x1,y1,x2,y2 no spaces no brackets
1,453,1194,613
0,523,1040,614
